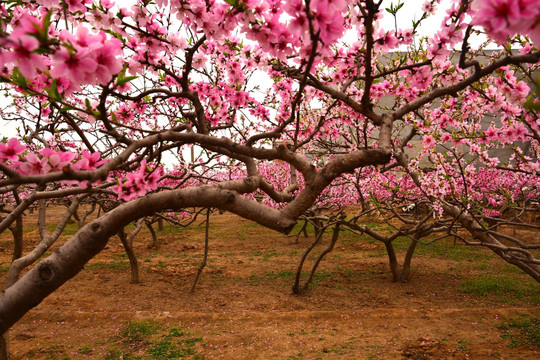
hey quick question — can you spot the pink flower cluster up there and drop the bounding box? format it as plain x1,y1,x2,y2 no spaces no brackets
111,160,161,201
52,26,124,88
1,11,123,91
0,138,105,176
472,0,540,46
1,13,47,78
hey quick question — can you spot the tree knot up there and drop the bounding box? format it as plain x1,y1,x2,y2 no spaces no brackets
91,222,101,232
38,263,54,281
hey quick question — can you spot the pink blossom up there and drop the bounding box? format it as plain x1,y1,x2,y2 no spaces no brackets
5,35,45,78
0,138,26,161
51,47,98,84
422,1,436,15
192,53,208,69
472,0,540,44
11,13,43,39
101,0,115,9
65,0,92,13
422,135,437,149
94,37,123,84
440,133,453,142
73,151,103,171
19,153,51,175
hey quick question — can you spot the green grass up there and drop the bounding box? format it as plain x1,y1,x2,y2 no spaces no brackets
497,314,540,347
86,260,130,270
459,275,540,302
78,345,93,355
456,339,470,351
241,221,265,231
46,221,79,235
249,248,282,261
104,348,137,360
147,327,203,359
120,320,160,349
392,237,492,261
26,344,70,360
106,320,205,359
265,270,293,280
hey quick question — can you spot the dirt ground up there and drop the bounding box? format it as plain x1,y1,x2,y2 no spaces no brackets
1,207,539,359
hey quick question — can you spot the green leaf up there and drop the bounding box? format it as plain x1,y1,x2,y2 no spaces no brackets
224,0,245,10
11,68,28,88
47,78,62,101
59,105,75,113
116,75,138,86
85,98,92,110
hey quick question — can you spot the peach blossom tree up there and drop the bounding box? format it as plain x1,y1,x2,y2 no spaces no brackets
0,0,539,355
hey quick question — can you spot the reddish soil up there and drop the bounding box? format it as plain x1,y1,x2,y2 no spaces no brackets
1,208,539,359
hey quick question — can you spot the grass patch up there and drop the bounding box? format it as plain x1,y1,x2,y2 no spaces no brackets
87,260,129,271
78,345,93,355
0,262,10,273
459,275,540,302
265,270,293,280
393,237,491,261
104,348,136,360
26,344,69,360
120,319,160,349
249,249,282,261
108,320,204,359
497,314,540,347
456,339,470,351
46,221,79,235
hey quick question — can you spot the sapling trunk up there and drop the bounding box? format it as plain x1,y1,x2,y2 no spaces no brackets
146,220,158,248
298,225,341,293
191,208,210,292
118,226,140,284
293,227,325,294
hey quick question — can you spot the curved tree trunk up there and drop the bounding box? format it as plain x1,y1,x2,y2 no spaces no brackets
297,224,340,293
0,335,8,360
146,220,158,248
384,237,418,283
384,241,401,282
293,226,325,294
191,209,210,292
118,225,141,284
400,236,419,282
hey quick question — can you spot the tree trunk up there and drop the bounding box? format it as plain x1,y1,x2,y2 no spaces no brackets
146,220,158,248
191,209,210,292
118,228,140,284
297,225,340,293
10,215,23,262
384,241,402,282
293,227,325,294
0,185,298,334
0,333,9,360
400,236,418,282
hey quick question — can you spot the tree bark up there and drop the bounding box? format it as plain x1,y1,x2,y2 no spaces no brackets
0,334,8,360
384,241,401,282
118,226,140,284
146,220,158,248
297,225,340,293
401,237,419,282
191,209,210,292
